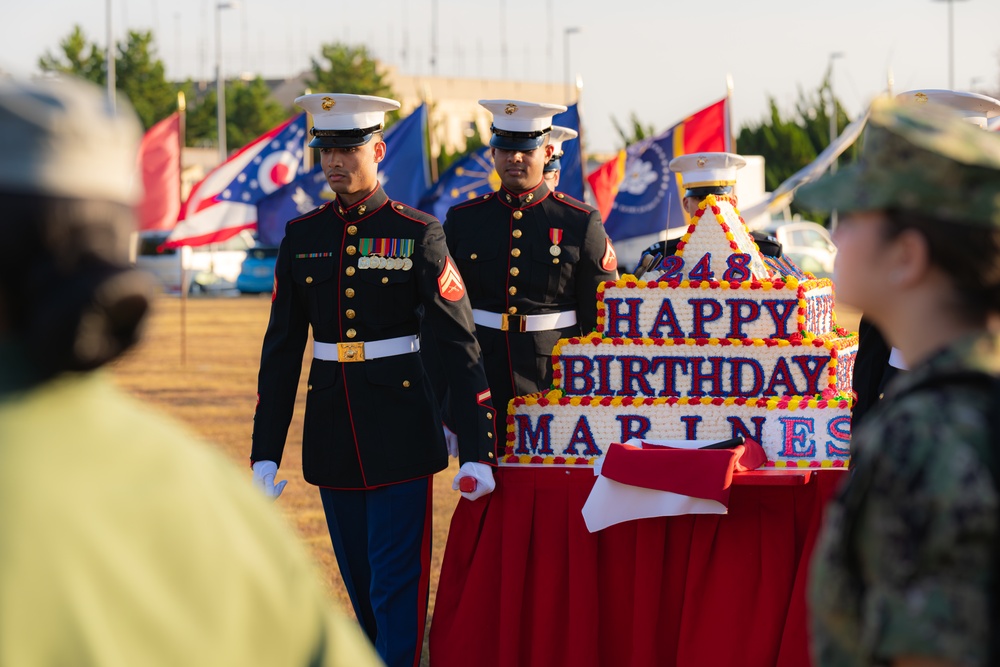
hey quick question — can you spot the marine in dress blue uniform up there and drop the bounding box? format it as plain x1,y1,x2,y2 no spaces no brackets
440,100,618,419
250,93,496,667
542,124,577,191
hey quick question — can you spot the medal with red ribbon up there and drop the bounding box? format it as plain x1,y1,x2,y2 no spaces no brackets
549,228,563,257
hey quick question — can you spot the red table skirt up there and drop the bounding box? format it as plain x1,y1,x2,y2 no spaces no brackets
430,467,843,667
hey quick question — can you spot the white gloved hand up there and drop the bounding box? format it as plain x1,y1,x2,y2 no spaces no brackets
251,460,287,500
442,423,459,458
451,461,496,501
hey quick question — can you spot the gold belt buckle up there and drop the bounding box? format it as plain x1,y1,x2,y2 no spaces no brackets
337,341,366,362
500,313,527,332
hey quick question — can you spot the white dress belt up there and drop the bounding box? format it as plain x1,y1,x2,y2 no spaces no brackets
313,335,420,363
471,309,577,333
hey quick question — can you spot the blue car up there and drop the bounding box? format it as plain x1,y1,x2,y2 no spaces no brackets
236,246,279,294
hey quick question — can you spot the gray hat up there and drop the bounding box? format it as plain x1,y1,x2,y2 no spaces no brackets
0,76,142,204
796,98,1000,227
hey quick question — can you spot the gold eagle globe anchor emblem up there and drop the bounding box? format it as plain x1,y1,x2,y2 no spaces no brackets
321,97,336,111
504,103,519,115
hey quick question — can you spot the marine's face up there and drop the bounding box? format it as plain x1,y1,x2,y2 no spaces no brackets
320,138,385,203
682,197,702,216
543,169,560,190
492,142,554,193
831,210,891,312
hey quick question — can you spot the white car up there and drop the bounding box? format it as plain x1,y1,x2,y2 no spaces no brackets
760,219,837,279
134,229,256,294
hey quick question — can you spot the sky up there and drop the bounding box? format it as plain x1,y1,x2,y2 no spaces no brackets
3,0,999,154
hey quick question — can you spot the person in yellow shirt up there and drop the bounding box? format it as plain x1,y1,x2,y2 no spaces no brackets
0,76,382,667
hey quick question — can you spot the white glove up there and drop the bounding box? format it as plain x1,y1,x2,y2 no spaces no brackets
442,423,459,458
451,461,496,501
252,460,287,500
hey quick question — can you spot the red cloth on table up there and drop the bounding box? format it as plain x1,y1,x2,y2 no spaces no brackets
430,467,844,667
602,442,740,503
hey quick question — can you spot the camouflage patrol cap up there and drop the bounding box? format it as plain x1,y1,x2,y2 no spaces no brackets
796,97,1000,227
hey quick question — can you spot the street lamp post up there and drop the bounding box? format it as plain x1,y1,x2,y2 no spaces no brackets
932,0,970,89
563,27,581,104
828,52,844,174
828,52,844,232
215,2,237,163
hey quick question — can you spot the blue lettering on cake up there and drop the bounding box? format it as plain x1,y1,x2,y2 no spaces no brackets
514,414,554,455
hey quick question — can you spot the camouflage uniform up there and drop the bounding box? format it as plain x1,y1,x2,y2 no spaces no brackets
796,99,1000,666
809,332,1000,666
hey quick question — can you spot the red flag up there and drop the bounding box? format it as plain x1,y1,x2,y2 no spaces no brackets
586,149,626,221
135,113,181,232
680,98,728,154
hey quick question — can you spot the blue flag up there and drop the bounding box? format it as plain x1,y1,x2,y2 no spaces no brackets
551,104,584,201
255,105,431,247
378,103,431,207
418,147,497,222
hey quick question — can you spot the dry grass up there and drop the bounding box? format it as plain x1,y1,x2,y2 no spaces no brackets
109,294,460,664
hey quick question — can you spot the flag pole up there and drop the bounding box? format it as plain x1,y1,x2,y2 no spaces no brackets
726,73,735,153
573,76,590,205
177,90,188,367
303,87,313,172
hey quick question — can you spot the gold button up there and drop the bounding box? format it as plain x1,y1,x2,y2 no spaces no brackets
513,210,523,220
508,306,517,314
305,276,314,284
395,204,404,210
510,267,519,277
402,380,411,388
346,329,357,339
556,193,565,199
346,266,356,276
486,412,493,420
487,432,493,438
512,229,522,238
508,286,517,296
511,248,521,258
553,258,560,264
471,253,478,260
358,204,367,214
488,452,495,458
308,384,313,391
526,193,534,203
347,225,358,235
346,309,356,319
879,393,884,400
381,276,389,284
345,288,355,298
346,245,357,255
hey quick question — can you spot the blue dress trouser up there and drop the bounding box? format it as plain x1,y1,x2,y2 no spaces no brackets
320,476,432,667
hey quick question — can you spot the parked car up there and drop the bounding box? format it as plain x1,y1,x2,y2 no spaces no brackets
760,219,837,279
135,229,255,294
236,246,279,294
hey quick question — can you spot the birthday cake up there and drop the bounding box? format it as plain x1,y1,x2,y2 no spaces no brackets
503,193,856,469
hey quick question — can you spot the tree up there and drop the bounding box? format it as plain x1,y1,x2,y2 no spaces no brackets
309,43,395,97
737,74,856,221
183,77,290,151
611,112,656,149
38,26,176,130
38,25,105,83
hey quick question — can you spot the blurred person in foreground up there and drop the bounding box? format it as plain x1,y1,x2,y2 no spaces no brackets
801,98,1000,667
0,76,382,667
